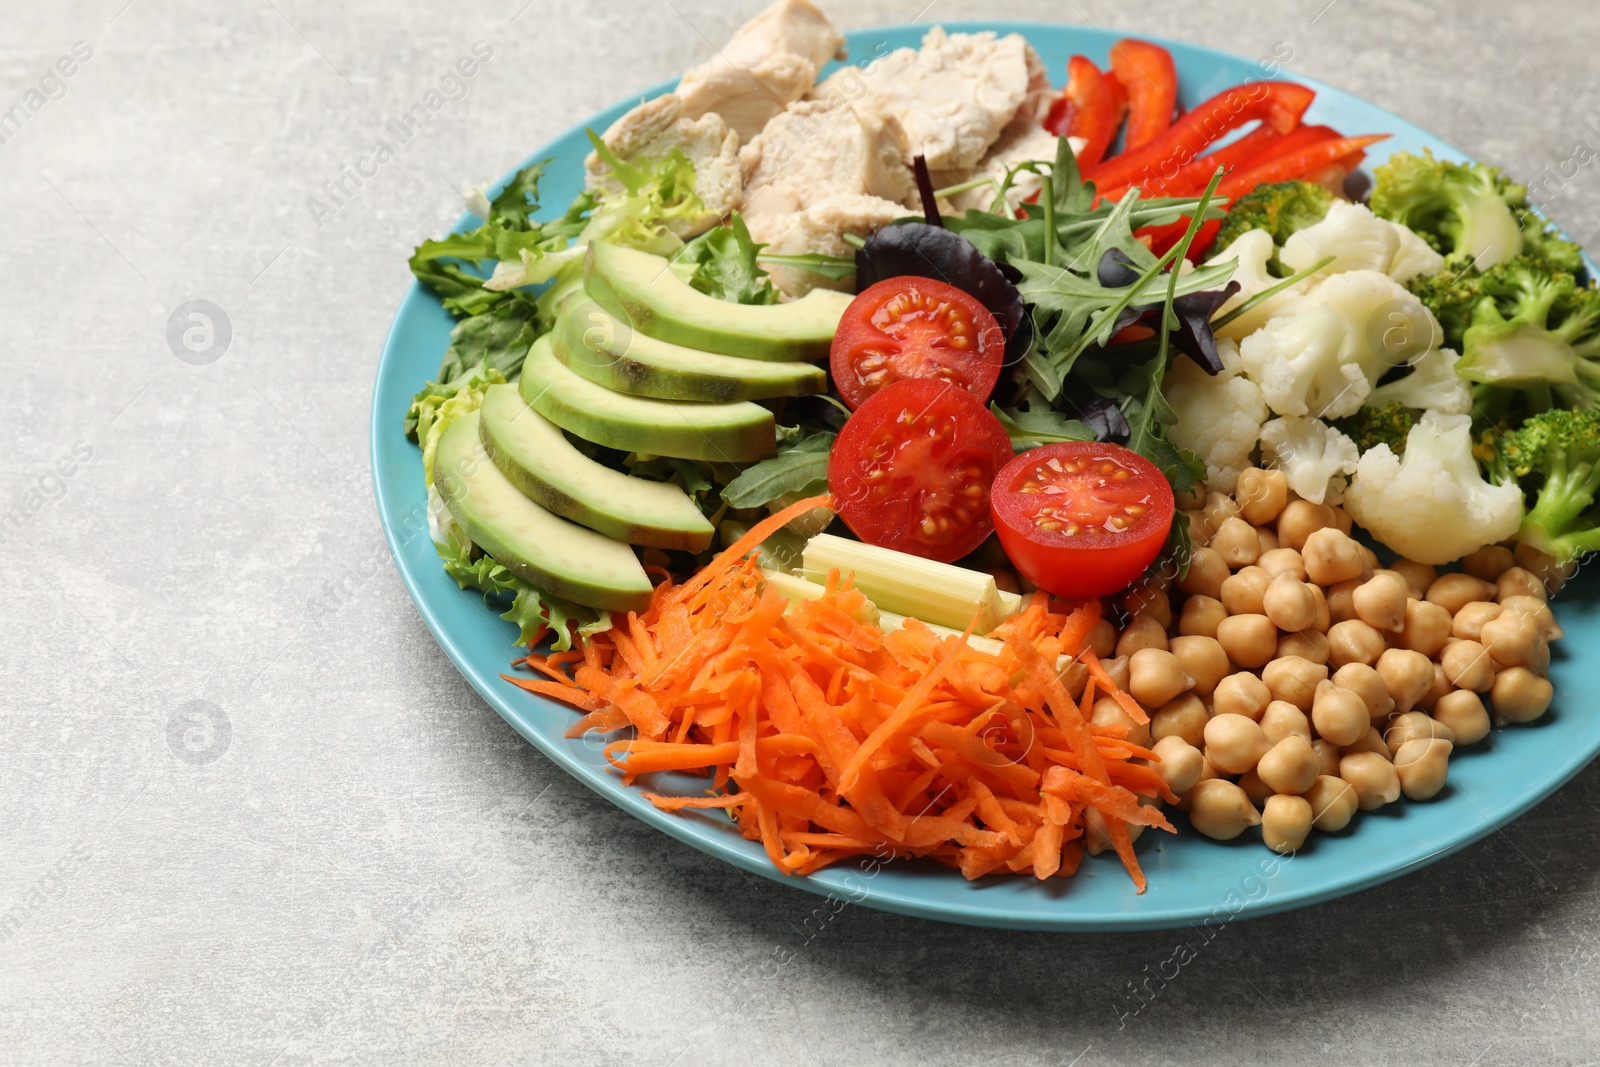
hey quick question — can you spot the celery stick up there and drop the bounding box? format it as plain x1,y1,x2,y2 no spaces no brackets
758,569,879,625
801,534,1011,635
877,610,1084,691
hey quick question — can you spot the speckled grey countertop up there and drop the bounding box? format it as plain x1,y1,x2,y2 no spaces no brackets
6,1,1600,1063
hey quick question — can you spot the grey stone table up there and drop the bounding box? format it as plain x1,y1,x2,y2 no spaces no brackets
5,1,1599,1063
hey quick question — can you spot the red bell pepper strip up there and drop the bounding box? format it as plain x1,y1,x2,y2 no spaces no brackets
1245,123,1340,165
1088,81,1316,192
1108,39,1177,150
1100,124,1285,201
1137,217,1224,262
1045,56,1124,169
1216,133,1390,199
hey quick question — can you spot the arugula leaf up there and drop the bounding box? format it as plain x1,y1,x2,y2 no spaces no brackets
627,455,715,497
990,402,1096,450
672,215,779,305
436,532,611,651
488,161,550,231
757,252,858,281
720,431,835,508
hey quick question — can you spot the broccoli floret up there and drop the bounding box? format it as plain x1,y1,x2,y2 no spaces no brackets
1456,258,1600,416
1488,408,1600,563
1405,260,1484,348
1332,401,1418,453
1371,150,1583,272
1214,180,1333,252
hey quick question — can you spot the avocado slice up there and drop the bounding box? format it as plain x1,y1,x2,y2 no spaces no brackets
584,242,852,361
434,410,652,612
554,295,827,402
519,335,775,463
478,384,715,552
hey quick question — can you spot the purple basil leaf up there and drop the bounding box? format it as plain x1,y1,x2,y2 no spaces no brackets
1168,281,1241,376
1082,396,1131,440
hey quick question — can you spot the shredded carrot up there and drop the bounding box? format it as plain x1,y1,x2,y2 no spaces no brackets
515,493,1172,892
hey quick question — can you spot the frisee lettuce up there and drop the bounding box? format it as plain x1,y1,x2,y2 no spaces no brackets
436,530,611,651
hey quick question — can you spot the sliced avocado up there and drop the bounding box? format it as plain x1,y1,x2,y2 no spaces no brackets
584,242,851,361
434,410,652,612
519,334,775,462
553,295,827,402
478,384,714,552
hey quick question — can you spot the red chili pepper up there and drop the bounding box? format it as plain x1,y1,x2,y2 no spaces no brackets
1045,56,1123,169
1217,133,1390,198
1088,81,1316,192
1108,40,1177,150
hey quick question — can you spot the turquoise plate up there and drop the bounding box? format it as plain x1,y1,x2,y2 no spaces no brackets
373,22,1600,930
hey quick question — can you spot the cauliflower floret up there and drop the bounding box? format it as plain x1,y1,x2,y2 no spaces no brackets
1343,412,1524,565
1258,416,1361,504
1164,342,1268,493
1279,201,1446,282
1368,346,1473,415
1238,271,1441,419
1208,230,1311,341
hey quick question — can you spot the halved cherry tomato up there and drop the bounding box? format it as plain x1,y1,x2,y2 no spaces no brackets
991,442,1175,599
830,276,1006,411
829,378,1014,562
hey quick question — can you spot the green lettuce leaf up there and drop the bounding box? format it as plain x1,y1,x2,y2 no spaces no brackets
436,530,611,651
672,215,780,305
413,365,505,480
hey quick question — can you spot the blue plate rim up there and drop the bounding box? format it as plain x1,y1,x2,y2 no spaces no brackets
372,20,1599,931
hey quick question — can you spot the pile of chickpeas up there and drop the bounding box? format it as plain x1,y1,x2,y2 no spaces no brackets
1074,467,1568,856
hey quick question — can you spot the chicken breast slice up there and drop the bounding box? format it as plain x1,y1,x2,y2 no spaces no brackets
834,27,1036,171
583,93,741,237
676,0,846,142
933,120,1080,214
751,194,910,297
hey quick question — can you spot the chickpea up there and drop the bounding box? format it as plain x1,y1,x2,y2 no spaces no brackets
1383,711,1457,757
1426,573,1497,615
1390,559,1437,600
1178,595,1227,639
1124,585,1173,630
1092,694,1152,748
1376,648,1435,713
1101,654,1130,693
1152,735,1206,795
1500,595,1563,640
1513,542,1573,595
1352,572,1408,633
1393,598,1452,658
1277,631,1330,664
1217,614,1280,669
1278,499,1337,551
1257,528,1280,555
1309,583,1331,632
1175,484,1207,511
1237,467,1290,526
1260,700,1313,744
1451,601,1503,642
1303,528,1369,586
1432,689,1491,746
1312,738,1343,778
1204,713,1271,774
1331,506,1355,536
1497,566,1548,603
1178,547,1230,600
1257,547,1309,581
1083,617,1115,658
1417,663,1453,713
1187,779,1262,841
1441,639,1495,693
1220,566,1273,616
1213,671,1272,721
1344,725,1391,757
1331,662,1395,720
1184,509,1212,548
1480,609,1544,671
1312,679,1369,746
1463,544,1515,581
1151,693,1209,747
1237,769,1276,808
1169,636,1230,699
1491,667,1554,725
1393,737,1453,800
1062,659,1092,701
1211,516,1261,569
1263,572,1319,632
1116,614,1170,658
1327,619,1386,668
1262,794,1314,854
1202,489,1241,529
1325,578,1362,624
1262,655,1328,711
1128,648,1192,708
1305,775,1359,832
1256,734,1320,795
1340,751,1402,811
